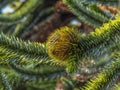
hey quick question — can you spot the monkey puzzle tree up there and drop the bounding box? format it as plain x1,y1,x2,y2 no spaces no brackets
0,0,120,90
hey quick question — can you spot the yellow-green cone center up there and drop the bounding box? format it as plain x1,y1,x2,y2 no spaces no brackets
46,27,80,65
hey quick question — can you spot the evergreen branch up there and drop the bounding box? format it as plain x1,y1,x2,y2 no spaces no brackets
8,61,66,79
0,44,58,66
77,52,120,90
0,67,27,90
0,33,47,57
19,7,54,37
0,44,57,67
78,16,120,58
61,77,74,89
77,16,120,69
0,72,12,90
63,0,109,28
0,33,53,66
12,14,33,36
88,4,113,19
82,0,118,6
0,0,43,22
26,79,56,90
74,0,109,22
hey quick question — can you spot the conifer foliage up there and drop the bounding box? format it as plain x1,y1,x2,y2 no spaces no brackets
0,0,120,90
